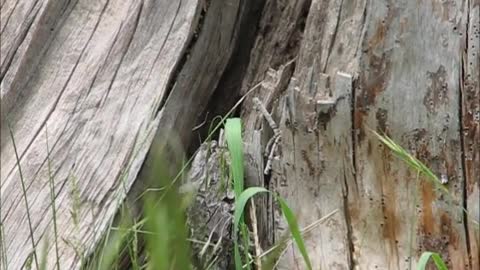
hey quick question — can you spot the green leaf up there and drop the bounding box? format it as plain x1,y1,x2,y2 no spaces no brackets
233,187,269,232
227,118,312,270
233,187,268,270
370,130,447,192
226,118,249,270
233,187,313,270
417,252,448,270
225,118,244,197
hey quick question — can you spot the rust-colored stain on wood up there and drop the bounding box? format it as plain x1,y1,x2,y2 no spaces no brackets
418,212,460,269
420,181,436,235
356,18,394,142
440,212,459,249
381,194,400,245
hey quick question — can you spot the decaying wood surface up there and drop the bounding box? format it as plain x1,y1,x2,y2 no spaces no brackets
463,1,480,268
184,139,235,270
239,0,479,269
1,0,478,269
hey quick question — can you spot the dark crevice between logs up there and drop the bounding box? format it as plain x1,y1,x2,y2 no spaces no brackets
86,0,269,268
346,75,359,270
351,76,359,192
459,5,472,268
342,169,355,270
187,0,267,156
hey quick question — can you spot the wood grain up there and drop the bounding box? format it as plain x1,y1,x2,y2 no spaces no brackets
239,0,479,269
1,0,198,268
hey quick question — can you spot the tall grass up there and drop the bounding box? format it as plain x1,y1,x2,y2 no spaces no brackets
84,116,313,270
80,83,264,270
45,125,61,270
0,134,7,270
225,118,312,270
224,118,250,270
8,122,39,269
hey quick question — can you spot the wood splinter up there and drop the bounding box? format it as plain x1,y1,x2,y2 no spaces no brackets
253,97,281,175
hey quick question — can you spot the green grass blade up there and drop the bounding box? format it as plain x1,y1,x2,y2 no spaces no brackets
144,203,169,270
233,186,268,270
45,126,61,270
370,130,447,192
276,197,312,270
233,187,269,230
225,118,244,197
417,252,448,270
240,224,251,270
430,253,449,270
226,118,249,270
8,122,39,269
234,245,243,270
39,237,49,270
234,187,313,270
0,149,6,270
371,129,480,227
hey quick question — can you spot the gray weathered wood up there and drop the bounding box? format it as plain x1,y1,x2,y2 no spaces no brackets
2,0,478,269
352,1,471,268
0,0,249,268
1,1,199,268
184,140,234,270
271,72,355,269
239,0,479,269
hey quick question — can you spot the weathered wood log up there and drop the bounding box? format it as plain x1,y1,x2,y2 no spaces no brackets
2,0,200,268
238,0,479,269
0,0,261,268
1,0,479,269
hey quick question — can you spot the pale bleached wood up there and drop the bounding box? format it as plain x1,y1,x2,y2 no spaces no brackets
270,72,354,269
1,0,200,268
242,61,294,248
1,0,260,268
1,0,478,269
